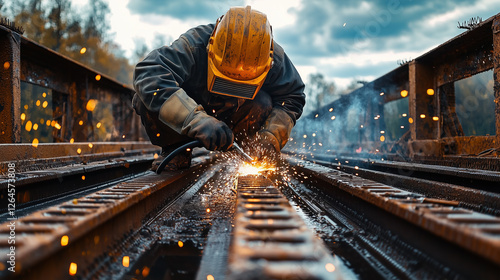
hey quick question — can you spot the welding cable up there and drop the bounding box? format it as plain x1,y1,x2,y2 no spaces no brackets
156,140,203,174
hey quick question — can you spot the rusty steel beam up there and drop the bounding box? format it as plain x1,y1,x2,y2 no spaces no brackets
418,15,494,87
409,60,438,141
19,38,138,142
0,25,21,143
301,13,500,159
0,28,147,143
493,15,500,150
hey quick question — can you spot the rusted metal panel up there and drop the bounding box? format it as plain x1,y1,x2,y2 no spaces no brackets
442,136,496,156
493,15,500,149
0,33,145,144
434,46,493,87
19,40,136,142
0,26,21,143
408,139,443,157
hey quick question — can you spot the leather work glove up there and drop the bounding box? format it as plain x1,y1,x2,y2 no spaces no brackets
158,89,233,151
183,110,233,150
255,108,294,164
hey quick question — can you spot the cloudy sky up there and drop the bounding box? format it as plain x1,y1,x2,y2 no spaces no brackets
73,0,500,89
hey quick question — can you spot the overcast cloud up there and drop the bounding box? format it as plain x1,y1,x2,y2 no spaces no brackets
120,0,500,89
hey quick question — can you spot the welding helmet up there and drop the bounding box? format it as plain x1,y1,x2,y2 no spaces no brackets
207,6,274,100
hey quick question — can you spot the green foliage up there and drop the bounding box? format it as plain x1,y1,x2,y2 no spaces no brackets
304,73,336,114
455,70,495,136
384,97,409,141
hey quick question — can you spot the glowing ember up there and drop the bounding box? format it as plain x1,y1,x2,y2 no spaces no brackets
86,99,98,111
142,267,150,277
32,138,39,148
25,121,32,131
325,263,336,272
238,162,275,176
61,235,69,246
122,256,130,267
69,262,77,276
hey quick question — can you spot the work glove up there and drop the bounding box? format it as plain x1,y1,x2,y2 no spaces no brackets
183,110,233,150
158,89,233,151
255,108,294,164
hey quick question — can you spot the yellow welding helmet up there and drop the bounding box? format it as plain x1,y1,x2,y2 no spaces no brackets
207,6,274,99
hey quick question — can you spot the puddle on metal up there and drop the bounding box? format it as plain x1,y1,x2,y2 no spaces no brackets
124,240,202,280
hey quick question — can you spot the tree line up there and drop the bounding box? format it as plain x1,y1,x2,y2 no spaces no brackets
0,0,133,85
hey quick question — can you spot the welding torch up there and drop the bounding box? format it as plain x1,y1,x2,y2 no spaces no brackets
156,139,253,174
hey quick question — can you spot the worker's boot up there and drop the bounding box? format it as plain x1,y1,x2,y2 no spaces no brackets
152,145,192,172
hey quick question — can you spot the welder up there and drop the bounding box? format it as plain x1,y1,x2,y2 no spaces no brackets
132,6,305,171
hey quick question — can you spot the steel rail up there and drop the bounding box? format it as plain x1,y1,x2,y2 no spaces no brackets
227,174,355,280
0,155,214,279
296,153,500,216
285,156,500,270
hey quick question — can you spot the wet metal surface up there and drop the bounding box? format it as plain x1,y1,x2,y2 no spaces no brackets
228,174,354,280
0,156,212,279
105,161,237,280
287,157,500,271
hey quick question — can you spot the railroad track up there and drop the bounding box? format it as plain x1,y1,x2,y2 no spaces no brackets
1,152,499,279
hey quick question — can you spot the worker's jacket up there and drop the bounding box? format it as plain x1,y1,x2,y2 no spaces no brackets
133,24,306,125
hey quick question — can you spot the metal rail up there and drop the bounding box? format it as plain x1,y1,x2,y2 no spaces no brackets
227,174,353,280
0,155,214,279
302,154,500,215
285,156,500,273
0,154,499,278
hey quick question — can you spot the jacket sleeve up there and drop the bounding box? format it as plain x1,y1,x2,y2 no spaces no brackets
262,42,306,124
133,35,196,114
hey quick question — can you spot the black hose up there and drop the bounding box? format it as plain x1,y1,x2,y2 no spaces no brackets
156,140,203,174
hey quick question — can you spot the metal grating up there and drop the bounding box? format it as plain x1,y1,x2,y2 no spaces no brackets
227,174,352,280
212,77,257,99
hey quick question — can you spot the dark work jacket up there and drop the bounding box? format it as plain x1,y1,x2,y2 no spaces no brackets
133,24,306,124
